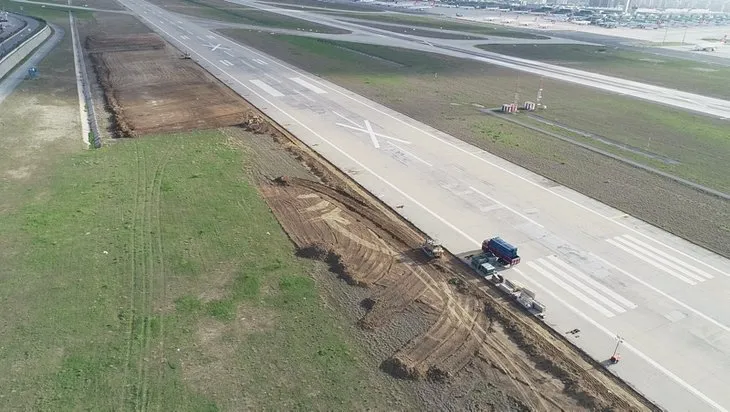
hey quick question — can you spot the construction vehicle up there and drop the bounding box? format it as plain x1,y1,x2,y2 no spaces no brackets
482,237,521,266
421,238,443,259
470,253,496,278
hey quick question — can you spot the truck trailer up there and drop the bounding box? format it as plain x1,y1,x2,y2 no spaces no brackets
482,237,521,266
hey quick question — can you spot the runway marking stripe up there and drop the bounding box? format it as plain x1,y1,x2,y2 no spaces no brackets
527,261,615,317
469,186,543,228
386,141,432,167
290,77,326,94
223,50,233,57
621,234,714,280
515,268,729,412
239,59,256,69
252,58,268,65
263,73,281,83
611,236,707,283
249,79,284,97
547,255,637,309
293,89,315,102
219,59,233,67
538,258,627,313
606,238,698,285
131,15,730,411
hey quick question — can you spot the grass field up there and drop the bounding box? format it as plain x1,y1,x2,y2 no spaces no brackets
216,30,730,256
147,0,350,33
0,130,413,410
324,11,549,39
477,44,730,99
0,0,93,20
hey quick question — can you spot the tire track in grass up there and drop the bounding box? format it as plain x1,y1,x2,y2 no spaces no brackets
123,141,142,410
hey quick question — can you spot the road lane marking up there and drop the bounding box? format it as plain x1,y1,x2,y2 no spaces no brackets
547,255,637,309
239,59,256,69
290,77,326,94
387,141,432,167
621,234,714,279
252,58,268,65
223,50,234,57
364,120,379,148
249,79,284,97
219,59,233,67
538,258,627,313
469,186,543,228
332,111,360,128
515,268,729,412
263,73,281,83
527,261,615,317
611,236,707,283
218,39,730,278
294,89,315,102
335,123,411,144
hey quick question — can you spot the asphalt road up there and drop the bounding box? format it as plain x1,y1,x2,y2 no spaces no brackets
117,0,730,410
0,24,62,105
237,0,730,120
0,13,38,59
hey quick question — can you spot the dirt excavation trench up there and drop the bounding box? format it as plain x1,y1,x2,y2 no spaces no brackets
86,26,657,410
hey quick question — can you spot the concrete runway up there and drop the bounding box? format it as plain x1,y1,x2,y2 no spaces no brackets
117,0,730,410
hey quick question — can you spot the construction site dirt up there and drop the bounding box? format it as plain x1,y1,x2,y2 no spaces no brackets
84,20,658,410
86,33,248,137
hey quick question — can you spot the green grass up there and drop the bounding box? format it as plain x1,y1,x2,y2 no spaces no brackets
149,0,349,33
260,0,381,12
351,20,488,39
325,11,549,39
476,44,730,99
0,131,410,410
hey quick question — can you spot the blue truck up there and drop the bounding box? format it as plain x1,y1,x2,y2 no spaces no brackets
482,237,521,266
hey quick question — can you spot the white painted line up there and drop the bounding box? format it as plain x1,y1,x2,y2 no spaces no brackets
606,239,697,285
527,261,615,318
180,35,189,40
249,79,284,97
332,111,360,128
290,77,326,94
177,20,182,23
469,186,544,228
335,123,412,144
219,60,233,67
593,254,730,333
239,59,256,69
515,268,728,412
547,255,637,309
364,120,380,149
621,234,715,279
223,50,234,57
612,236,708,283
219,39,730,278
538,258,626,314
252,58,268,65
387,141,432,167
263,73,281,84
211,44,221,52
207,34,216,39
196,35,204,41
294,89,315,102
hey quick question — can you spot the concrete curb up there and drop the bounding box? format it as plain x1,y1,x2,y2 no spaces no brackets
0,23,51,81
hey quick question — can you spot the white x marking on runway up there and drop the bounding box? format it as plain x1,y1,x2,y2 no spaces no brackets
333,112,411,148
